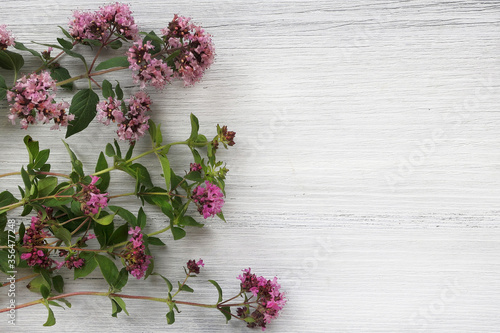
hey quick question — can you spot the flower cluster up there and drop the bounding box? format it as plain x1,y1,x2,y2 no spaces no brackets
6,71,72,130
97,91,151,143
127,40,173,90
123,227,152,279
20,216,53,268
79,176,109,215
161,15,215,86
0,24,14,50
191,181,224,219
186,259,204,274
237,268,287,331
190,163,202,172
213,125,236,149
57,250,85,269
69,2,138,42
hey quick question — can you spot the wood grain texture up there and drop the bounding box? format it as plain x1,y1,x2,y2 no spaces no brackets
1,0,500,332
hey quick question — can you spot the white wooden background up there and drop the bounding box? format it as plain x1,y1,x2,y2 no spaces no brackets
1,0,500,332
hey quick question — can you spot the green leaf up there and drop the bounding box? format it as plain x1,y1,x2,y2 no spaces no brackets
0,50,24,71
14,41,42,59
179,283,194,293
57,38,73,50
74,252,97,279
24,135,39,164
180,216,204,228
40,284,50,299
111,298,122,317
0,190,18,208
171,227,186,241
62,48,87,65
217,212,226,223
137,207,146,229
33,149,50,169
115,82,123,100
95,56,129,71
53,227,72,246
55,298,72,308
37,177,57,197
114,139,122,158
52,275,64,293
58,26,73,39
105,143,116,157
147,236,165,246
93,213,115,226
219,306,232,323
158,154,171,190
112,297,129,316
95,152,110,192
122,163,153,188
43,307,56,326
107,223,129,245
21,167,31,191
42,186,74,207
125,142,135,160
50,67,73,90
152,273,173,292
108,205,137,226
109,39,122,50
102,79,114,99
27,275,51,293
208,280,223,303
189,113,199,141
65,89,100,138
81,39,102,47
114,268,129,291
0,74,7,100
166,310,175,325
95,255,119,287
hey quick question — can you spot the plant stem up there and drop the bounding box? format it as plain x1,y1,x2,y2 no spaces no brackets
92,141,188,177
0,290,230,313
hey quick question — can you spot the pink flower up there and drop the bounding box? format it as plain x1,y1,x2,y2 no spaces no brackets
191,181,224,219
187,259,204,274
99,2,138,40
80,176,108,215
161,15,215,86
236,268,287,330
116,91,152,143
127,40,173,90
7,71,70,130
96,97,125,125
123,227,151,279
0,25,14,49
190,163,202,172
69,3,138,43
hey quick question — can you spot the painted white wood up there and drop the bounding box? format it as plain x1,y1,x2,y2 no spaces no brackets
1,0,500,332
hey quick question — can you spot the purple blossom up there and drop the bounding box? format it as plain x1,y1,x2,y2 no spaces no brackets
161,15,215,86
116,91,152,143
190,163,202,172
69,3,138,43
191,181,224,219
80,176,108,215
96,97,125,125
7,71,72,130
123,227,152,279
0,25,14,49
187,259,205,274
21,216,53,268
127,40,173,90
237,268,287,330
